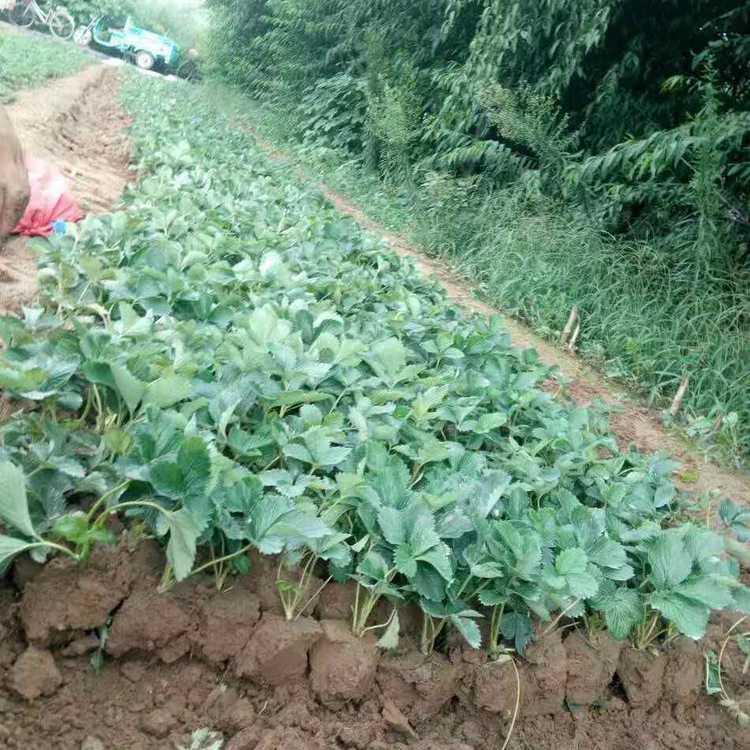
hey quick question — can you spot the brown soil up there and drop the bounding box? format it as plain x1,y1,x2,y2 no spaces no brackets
1,544,748,750
0,62,131,316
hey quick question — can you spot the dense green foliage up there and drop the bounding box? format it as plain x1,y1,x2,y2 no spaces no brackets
206,0,750,463
0,30,91,102
1,77,748,654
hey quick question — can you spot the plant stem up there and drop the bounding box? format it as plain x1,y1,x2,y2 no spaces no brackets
191,543,254,577
85,481,131,525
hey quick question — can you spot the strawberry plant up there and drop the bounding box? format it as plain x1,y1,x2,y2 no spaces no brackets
0,77,748,656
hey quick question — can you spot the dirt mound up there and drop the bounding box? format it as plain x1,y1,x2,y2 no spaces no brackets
1,543,748,750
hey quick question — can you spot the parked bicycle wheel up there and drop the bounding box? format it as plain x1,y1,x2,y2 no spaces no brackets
73,26,93,47
49,8,74,39
9,1,34,28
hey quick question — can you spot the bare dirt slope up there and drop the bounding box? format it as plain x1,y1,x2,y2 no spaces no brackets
0,63,131,317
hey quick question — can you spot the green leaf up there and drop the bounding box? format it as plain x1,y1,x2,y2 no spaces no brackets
166,508,203,582
649,591,709,640
594,587,643,640
377,610,400,650
451,614,482,649
144,375,192,408
648,533,692,589
417,544,454,581
555,547,588,576
0,535,37,573
501,612,534,653
378,506,406,546
674,577,734,609
0,462,37,539
111,364,146,414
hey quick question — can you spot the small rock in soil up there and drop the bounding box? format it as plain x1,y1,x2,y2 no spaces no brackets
235,613,322,686
197,588,261,664
310,619,379,705
565,631,623,706
11,647,63,700
120,660,147,683
107,589,193,658
80,737,105,750
617,647,666,710
141,708,177,738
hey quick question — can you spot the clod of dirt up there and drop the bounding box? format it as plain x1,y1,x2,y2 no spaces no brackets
19,547,133,646
106,587,194,659
520,630,568,715
377,650,462,720
235,613,322,686
663,638,703,707
140,708,177,738
616,648,666,710
195,587,261,664
10,646,62,700
310,619,379,705
565,631,623,706
227,726,264,750
382,696,418,739
316,581,357,620
472,658,517,717
81,737,105,750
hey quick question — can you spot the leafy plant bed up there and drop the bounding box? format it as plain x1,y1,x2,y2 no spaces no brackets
0,71,749,743
0,28,92,103
1,544,748,749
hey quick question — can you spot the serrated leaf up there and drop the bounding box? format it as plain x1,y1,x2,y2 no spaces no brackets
0,535,37,573
648,533,692,589
166,508,203,581
501,611,534,653
378,506,405,546
0,462,37,539
111,364,146,414
649,591,710,640
595,587,643,640
674,577,734,609
377,610,400,650
451,614,482,649
144,375,192,408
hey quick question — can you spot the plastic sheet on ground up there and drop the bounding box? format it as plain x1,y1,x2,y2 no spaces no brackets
13,156,84,237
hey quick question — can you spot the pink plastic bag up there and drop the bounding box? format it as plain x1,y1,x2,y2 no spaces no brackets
13,156,84,237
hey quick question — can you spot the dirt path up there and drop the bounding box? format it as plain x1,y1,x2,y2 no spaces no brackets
0,63,131,316
240,124,750,508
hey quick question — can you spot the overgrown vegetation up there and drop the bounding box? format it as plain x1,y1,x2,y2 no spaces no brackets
206,0,750,464
0,29,91,102
1,77,748,658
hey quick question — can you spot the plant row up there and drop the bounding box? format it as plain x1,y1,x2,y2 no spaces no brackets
0,77,748,656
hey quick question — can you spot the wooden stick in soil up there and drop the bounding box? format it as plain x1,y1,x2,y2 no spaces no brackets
560,306,579,345
669,376,689,418
567,321,581,352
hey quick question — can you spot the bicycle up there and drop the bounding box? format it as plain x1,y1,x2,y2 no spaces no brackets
9,0,75,40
